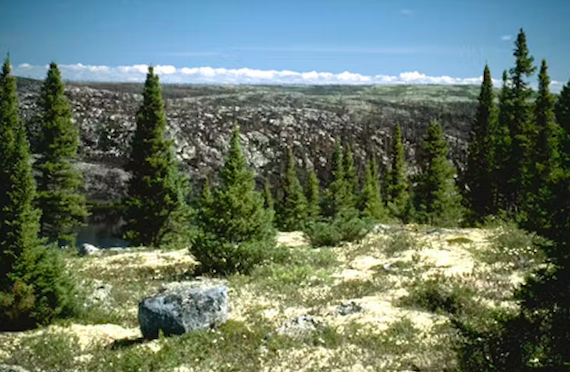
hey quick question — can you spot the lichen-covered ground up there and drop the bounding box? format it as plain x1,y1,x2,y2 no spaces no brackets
0,223,543,372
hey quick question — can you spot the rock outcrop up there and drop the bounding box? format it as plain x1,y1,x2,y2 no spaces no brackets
16,79,476,204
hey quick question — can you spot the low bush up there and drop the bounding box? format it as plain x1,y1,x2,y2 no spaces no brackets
303,214,372,248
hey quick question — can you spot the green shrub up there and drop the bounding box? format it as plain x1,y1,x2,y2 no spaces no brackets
399,274,477,315
303,214,372,248
383,231,419,256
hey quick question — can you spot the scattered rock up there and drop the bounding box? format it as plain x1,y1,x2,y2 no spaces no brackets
270,316,326,339
371,224,392,234
0,365,30,372
336,301,363,316
79,243,100,256
86,284,113,307
138,284,229,339
425,228,457,236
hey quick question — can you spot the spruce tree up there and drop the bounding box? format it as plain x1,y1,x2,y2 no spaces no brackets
305,168,321,220
495,70,513,210
465,65,499,221
263,178,274,212
191,127,276,274
276,147,308,231
524,59,562,232
360,157,386,221
505,29,537,211
386,124,410,220
35,62,88,246
414,121,463,226
123,66,189,247
343,144,358,199
322,140,353,218
0,59,76,330
556,81,570,169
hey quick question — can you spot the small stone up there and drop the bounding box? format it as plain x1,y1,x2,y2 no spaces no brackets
79,243,100,256
269,316,325,339
336,301,363,316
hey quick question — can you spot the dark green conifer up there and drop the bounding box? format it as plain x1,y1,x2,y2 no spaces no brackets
524,60,562,232
276,148,307,231
343,144,358,199
190,127,276,274
505,29,536,211
322,140,353,218
494,70,513,211
0,59,76,330
386,125,410,220
305,168,321,220
35,63,88,246
465,65,499,221
123,66,190,247
414,121,463,226
360,157,386,221
263,178,274,212
556,81,570,169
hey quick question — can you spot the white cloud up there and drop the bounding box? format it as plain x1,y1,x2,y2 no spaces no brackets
501,35,512,41
12,63,503,86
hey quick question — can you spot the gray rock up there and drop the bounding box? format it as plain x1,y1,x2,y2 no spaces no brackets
138,284,229,339
336,301,363,316
0,366,30,372
272,316,325,339
86,284,113,308
79,243,100,256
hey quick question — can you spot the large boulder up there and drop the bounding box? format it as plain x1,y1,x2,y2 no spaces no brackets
138,283,229,339
78,243,100,256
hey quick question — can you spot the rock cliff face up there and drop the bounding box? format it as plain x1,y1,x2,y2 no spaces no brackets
17,78,478,203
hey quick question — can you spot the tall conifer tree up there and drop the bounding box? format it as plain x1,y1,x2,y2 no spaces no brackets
360,157,386,221
524,59,562,232
556,81,570,169
343,144,358,200
276,147,307,231
495,70,513,210
414,121,463,226
0,58,76,330
505,29,536,211
123,66,189,247
322,140,353,218
386,124,410,220
191,127,276,274
465,65,498,220
35,63,88,246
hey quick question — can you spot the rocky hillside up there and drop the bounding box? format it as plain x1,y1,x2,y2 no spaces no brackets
17,78,479,202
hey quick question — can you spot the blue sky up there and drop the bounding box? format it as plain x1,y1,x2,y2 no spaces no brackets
1,0,569,87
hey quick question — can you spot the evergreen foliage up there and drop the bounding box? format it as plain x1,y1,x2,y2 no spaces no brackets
190,127,277,275
465,65,499,221
386,125,411,221
305,168,321,220
360,157,386,221
414,121,463,226
343,143,359,200
123,66,190,248
263,178,274,212
495,70,513,211
0,59,76,330
523,60,563,234
555,81,570,169
276,148,308,231
35,62,88,246
322,140,354,218
504,29,537,212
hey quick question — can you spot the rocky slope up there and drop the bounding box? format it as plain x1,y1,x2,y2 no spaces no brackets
17,78,478,202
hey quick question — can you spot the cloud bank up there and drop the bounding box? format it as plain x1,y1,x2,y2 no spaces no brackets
15,63,500,86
